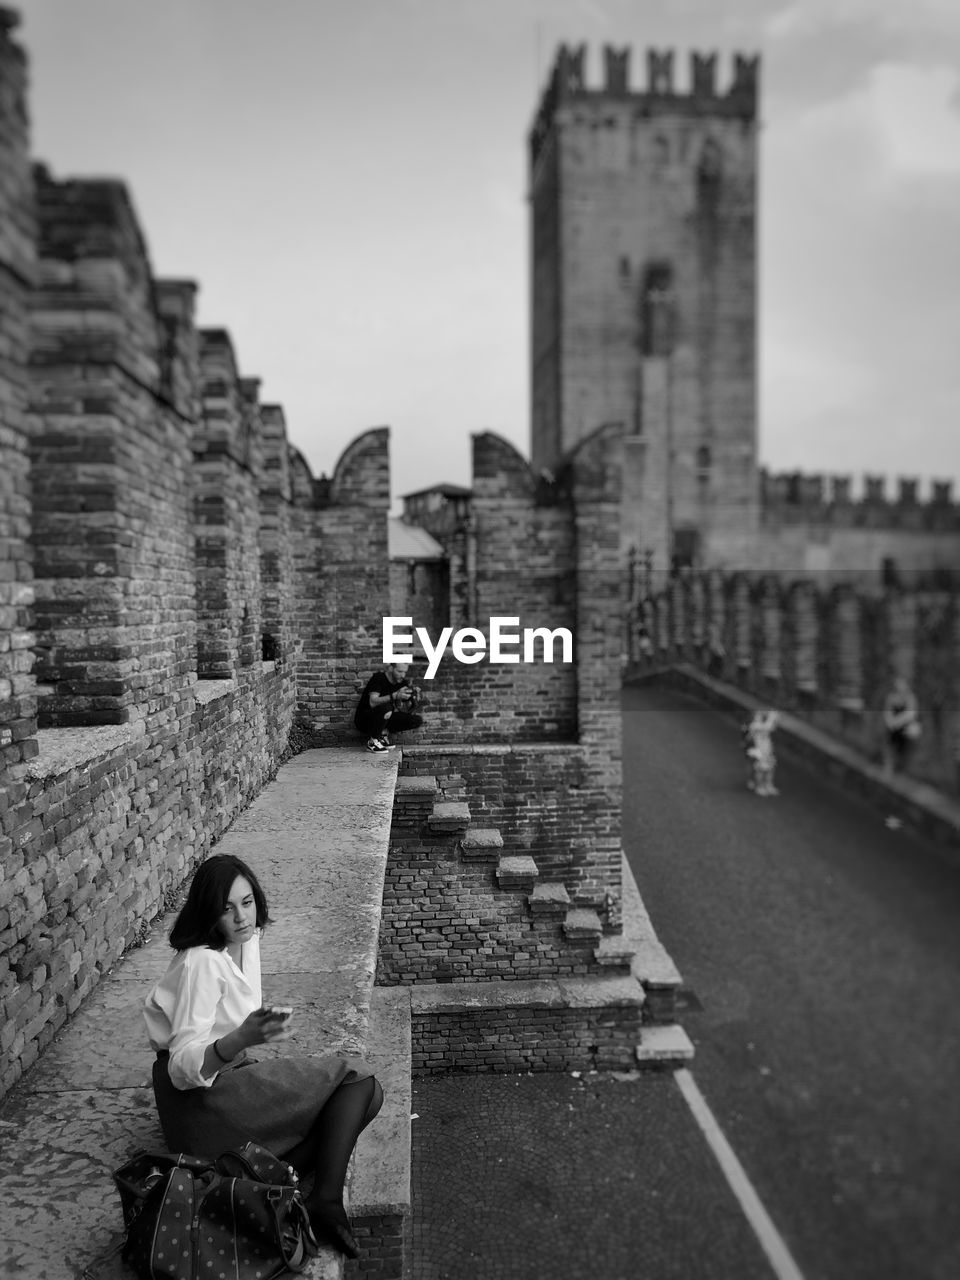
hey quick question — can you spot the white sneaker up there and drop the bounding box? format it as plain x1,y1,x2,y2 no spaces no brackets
366,737,387,753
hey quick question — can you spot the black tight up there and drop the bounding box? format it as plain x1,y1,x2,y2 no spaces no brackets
283,1075,384,1257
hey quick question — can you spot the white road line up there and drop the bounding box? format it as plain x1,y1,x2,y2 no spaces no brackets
674,1068,807,1280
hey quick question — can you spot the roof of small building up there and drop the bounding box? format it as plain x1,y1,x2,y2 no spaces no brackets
400,482,473,501
388,516,446,561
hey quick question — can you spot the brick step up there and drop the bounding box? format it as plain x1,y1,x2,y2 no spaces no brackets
593,934,636,969
562,907,603,941
495,854,539,891
394,775,438,797
634,1022,694,1067
427,800,471,834
527,881,571,917
459,827,504,862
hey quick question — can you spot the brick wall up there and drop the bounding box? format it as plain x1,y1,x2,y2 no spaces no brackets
412,1004,641,1074
399,747,616,906
376,763,612,986
0,10,39,1029
259,404,298,669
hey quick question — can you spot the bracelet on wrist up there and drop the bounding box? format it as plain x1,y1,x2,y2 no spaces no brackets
213,1038,231,1065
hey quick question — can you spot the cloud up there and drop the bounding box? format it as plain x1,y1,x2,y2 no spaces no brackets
761,0,960,115
868,63,960,176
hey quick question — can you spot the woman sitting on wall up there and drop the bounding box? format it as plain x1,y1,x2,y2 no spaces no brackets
143,854,383,1259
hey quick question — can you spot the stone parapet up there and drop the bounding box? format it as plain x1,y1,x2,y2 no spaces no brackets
628,570,960,791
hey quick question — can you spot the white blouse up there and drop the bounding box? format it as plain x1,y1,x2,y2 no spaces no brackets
143,933,262,1091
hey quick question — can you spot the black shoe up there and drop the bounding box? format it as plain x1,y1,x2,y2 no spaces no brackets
306,1200,360,1260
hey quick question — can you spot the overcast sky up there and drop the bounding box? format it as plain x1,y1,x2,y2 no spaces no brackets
16,0,960,505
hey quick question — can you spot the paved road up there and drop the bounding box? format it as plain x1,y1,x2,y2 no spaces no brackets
411,1071,773,1280
623,682,960,1280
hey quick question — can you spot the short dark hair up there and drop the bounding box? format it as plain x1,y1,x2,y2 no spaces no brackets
169,855,272,951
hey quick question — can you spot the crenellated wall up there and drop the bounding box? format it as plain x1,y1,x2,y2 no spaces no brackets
291,426,392,743
756,469,960,581
627,567,960,789
0,12,393,1098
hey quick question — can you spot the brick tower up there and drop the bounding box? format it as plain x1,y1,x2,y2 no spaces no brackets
529,45,760,570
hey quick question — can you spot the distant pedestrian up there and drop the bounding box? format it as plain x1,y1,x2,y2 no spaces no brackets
706,620,726,677
636,622,654,662
882,676,921,775
743,708,780,796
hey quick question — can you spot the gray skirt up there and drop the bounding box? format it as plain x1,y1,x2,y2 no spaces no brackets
152,1051,374,1158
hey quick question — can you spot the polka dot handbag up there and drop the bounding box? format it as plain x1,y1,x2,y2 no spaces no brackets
112,1141,319,1279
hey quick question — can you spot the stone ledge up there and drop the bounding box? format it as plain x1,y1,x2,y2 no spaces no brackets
394,775,438,796
408,974,644,1016
461,827,503,850
427,801,471,832
193,676,236,705
528,882,571,912
496,855,539,887
26,721,143,781
594,934,636,967
620,855,683,990
352,986,411,1217
402,742,581,758
635,1023,694,1064
562,908,603,940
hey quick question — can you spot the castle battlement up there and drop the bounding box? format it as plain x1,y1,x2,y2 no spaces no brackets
760,468,958,529
530,43,758,162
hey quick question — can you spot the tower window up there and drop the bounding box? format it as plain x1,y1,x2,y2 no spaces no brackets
696,444,712,483
640,263,674,356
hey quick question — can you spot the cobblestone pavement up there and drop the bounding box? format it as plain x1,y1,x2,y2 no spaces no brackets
411,1071,773,1280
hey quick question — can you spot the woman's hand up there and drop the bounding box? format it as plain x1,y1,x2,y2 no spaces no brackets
236,1007,296,1048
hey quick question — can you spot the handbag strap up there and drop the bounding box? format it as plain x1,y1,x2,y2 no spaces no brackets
77,1231,126,1280
266,1189,317,1273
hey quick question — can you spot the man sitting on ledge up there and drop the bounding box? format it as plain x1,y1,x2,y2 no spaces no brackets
355,661,423,753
